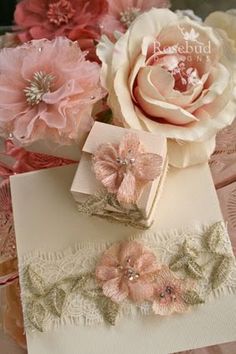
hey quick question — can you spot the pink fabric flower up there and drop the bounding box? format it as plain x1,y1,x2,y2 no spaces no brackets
101,0,170,36
96,241,159,303
0,37,105,146
93,133,163,205
152,266,189,316
14,0,108,60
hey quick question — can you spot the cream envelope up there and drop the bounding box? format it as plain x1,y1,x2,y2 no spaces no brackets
11,163,236,354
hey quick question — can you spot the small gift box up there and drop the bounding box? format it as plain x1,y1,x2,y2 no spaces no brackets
71,122,168,228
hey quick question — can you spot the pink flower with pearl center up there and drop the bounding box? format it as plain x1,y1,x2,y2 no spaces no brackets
92,133,163,205
96,241,159,303
152,266,190,315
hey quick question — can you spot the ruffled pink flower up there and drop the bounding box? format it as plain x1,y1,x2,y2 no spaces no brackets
14,0,108,60
152,266,189,316
0,37,105,146
96,241,159,303
100,0,170,36
93,133,163,205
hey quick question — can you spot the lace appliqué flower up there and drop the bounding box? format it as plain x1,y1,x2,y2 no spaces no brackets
96,241,159,303
92,133,163,205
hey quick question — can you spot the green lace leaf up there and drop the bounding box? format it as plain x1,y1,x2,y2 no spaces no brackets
77,193,108,215
185,259,204,279
182,290,205,305
211,256,232,289
169,255,190,271
97,296,120,326
182,240,199,258
25,266,47,296
27,301,47,332
205,222,225,252
46,287,66,317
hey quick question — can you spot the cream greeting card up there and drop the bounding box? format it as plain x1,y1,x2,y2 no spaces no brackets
11,164,236,354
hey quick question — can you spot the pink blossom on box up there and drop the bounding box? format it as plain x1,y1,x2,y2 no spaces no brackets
0,37,105,146
93,132,163,205
96,241,159,303
14,0,108,60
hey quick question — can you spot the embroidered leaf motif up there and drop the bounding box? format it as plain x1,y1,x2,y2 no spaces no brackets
205,222,224,252
26,266,47,296
182,240,199,258
27,301,46,332
77,192,146,229
182,290,205,305
211,256,232,289
169,255,190,271
185,260,204,279
77,193,108,215
47,287,66,317
97,296,119,326
72,273,94,293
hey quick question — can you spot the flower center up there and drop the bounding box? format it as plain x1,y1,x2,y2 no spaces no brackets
47,0,75,26
116,157,136,166
24,71,55,106
119,7,141,28
117,258,140,281
159,286,177,302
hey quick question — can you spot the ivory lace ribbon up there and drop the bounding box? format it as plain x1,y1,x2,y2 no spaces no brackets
18,222,236,332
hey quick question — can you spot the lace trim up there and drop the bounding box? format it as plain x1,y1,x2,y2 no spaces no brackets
19,222,236,332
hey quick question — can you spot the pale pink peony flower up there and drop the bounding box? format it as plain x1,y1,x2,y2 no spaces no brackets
93,133,163,205
0,37,105,146
96,241,159,303
152,266,189,316
14,0,108,60
100,0,170,36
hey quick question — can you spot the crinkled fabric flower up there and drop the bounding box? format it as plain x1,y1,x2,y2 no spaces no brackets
96,241,159,303
152,266,189,315
14,0,108,60
100,0,170,38
93,132,163,205
0,37,105,146
97,9,236,168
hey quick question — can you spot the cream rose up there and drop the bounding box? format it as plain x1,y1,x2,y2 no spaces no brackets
97,9,236,167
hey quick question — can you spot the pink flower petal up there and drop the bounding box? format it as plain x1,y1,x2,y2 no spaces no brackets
117,170,137,204
128,280,154,302
96,266,120,282
97,243,121,268
134,153,163,181
102,277,128,303
118,133,141,160
94,143,119,163
93,160,120,193
120,241,143,266
134,252,158,274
